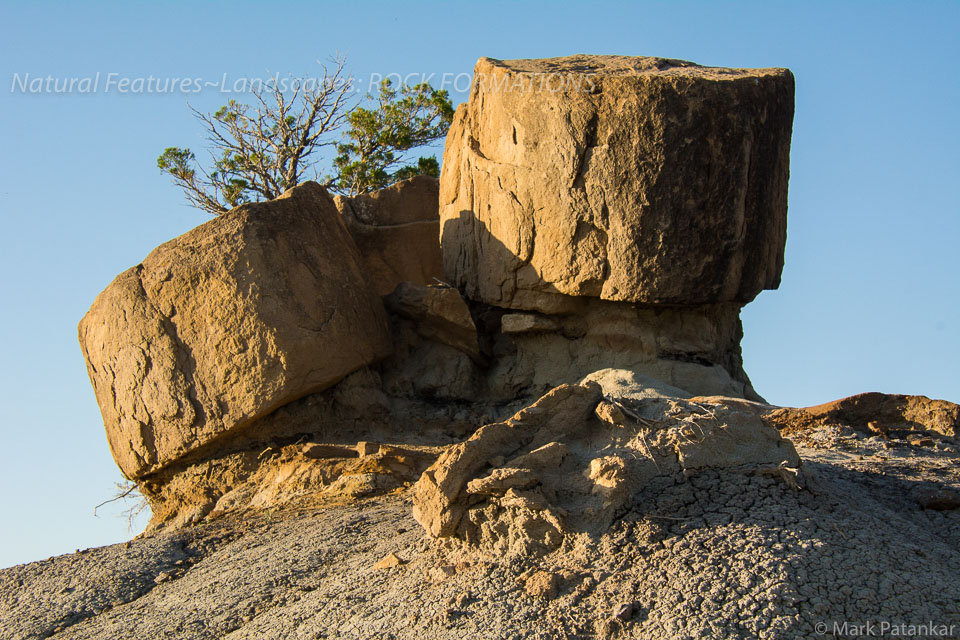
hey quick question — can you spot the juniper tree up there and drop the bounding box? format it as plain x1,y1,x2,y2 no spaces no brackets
158,56,454,215
333,78,455,196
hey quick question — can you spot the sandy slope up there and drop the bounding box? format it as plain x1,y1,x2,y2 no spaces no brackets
2,424,958,640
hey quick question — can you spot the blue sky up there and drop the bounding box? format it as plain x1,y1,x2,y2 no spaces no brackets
0,1,957,569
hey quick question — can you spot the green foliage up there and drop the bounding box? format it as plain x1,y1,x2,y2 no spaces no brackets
393,156,441,183
158,58,454,215
333,80,454,196
158,146,247,214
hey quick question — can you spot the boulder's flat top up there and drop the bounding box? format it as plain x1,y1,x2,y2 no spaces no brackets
484,54,789,78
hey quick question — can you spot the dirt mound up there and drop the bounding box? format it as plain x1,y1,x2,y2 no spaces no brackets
766,392,960,438
413,379,799,554
4,425,957,640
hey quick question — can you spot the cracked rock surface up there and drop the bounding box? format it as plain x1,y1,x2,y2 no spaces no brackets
333,175,445,296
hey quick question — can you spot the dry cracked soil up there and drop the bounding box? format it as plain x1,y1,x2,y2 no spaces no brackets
2,423,959,640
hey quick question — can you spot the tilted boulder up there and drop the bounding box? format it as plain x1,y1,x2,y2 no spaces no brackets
79,182,392,479
413,372,800,554
440,55,794,312
334,175,444,296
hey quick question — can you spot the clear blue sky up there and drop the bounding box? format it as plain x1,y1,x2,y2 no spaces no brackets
0,1,957,569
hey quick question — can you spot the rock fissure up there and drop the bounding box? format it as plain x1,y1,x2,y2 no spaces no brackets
571,111,599,189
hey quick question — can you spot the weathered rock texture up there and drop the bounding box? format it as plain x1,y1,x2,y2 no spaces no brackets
440,55,794,312
144,437,441,531
481,299,759,401
6,419,959,640
383,282,480,361
334,175,444,296
79,182,392,479
378,282,486,402
413,375,799,553
134,365,492,532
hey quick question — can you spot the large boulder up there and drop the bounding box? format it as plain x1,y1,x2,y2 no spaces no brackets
334,175,444,296
79,182,392,479
440,55,794,312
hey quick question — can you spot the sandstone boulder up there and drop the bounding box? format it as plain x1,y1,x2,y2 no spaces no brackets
79,182,392,479
440,55,794,312
334,175,444,296
412,376,799,554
